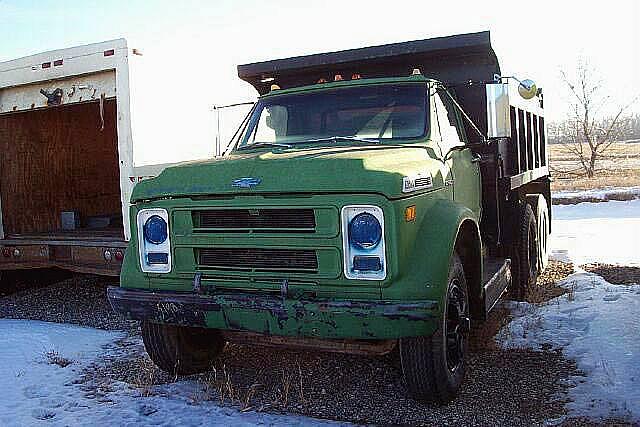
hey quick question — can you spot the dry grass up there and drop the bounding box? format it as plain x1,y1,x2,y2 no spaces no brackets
44,350,73,368
548,142,640,192
549,142,640,161
551,168,640,192
190,360,307,412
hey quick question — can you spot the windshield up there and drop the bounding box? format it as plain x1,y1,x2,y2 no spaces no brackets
236,83,428,149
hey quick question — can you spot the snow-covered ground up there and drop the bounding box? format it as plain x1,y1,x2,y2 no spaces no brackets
499,199,640,423
0,320,337,426
552,186,640,203
550,198,640,266
1,198,638,425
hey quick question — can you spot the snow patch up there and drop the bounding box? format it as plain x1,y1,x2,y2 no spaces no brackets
550,199,640,266
552,186,640,204
498,274,640,422
0,320,339,426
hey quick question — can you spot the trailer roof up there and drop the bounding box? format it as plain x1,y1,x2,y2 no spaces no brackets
238,31,500,95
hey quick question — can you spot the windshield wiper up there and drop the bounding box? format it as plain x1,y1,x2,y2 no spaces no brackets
237,142,292,150
291,136,381,145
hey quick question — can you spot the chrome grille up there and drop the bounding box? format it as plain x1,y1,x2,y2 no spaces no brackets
198,248,318,272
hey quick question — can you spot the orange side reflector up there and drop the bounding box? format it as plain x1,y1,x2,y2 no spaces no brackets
405,205,416,222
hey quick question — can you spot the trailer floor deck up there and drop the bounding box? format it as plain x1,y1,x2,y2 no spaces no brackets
1,228,126,247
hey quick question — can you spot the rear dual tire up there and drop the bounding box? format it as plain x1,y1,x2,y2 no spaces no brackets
400,253,469,403
510,202,539,301
141,321,225,375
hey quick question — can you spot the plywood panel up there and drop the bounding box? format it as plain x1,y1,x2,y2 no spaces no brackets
0,99,122,235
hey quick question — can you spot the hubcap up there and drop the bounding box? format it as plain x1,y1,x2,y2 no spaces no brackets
445,279,468,373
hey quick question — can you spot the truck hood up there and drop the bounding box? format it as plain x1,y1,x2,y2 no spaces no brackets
131,145,446,202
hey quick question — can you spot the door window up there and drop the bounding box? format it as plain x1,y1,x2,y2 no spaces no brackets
433,91,463,155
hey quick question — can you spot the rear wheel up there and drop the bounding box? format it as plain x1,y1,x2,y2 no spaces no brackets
399,253,469,403
535,196,550,273
141,321,225,375
510,203,539,301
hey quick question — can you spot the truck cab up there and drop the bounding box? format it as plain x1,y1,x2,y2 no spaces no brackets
109,31,551,402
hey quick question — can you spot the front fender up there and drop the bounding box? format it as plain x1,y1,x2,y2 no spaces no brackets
383,198,479,304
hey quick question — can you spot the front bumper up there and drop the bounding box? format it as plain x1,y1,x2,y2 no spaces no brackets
107,287,439,340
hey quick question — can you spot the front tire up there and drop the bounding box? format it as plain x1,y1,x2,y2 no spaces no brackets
141,321,225,375
400,253,470,403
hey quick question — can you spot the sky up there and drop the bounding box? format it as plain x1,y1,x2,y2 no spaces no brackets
1,0,639,123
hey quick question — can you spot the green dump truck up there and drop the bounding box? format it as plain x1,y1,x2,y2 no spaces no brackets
108,31,550,402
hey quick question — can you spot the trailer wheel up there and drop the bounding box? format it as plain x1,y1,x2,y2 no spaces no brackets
399,253,469,403
141,321,225,375
510,203,539,301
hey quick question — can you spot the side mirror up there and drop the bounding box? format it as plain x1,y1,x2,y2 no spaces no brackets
486,83,511,138
517,79,537,100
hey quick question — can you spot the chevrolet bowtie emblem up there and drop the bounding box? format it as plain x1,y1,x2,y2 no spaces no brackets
232,177,262,189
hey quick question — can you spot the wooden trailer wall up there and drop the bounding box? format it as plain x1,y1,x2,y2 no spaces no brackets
0,100,121,236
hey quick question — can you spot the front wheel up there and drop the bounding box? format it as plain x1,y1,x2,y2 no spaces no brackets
141,321,225,375
399,253,470,403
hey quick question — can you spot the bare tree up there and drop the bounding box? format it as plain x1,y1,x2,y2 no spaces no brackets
557,60,638,177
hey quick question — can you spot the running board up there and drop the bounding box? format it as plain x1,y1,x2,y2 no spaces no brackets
482,258,512,316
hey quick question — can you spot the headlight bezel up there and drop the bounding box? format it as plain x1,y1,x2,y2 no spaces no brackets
341,205,386,280
137,208,171,273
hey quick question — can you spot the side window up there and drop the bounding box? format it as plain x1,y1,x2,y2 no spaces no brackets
433,92,462,155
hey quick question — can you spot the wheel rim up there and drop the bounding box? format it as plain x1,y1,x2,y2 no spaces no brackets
445,279,467,373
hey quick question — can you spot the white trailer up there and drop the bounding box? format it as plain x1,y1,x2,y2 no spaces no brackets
0,39,238,276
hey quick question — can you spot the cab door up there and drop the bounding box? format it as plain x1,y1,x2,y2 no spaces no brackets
433,89,482,218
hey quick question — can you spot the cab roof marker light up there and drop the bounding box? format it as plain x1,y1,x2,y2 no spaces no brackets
334,74,343,81
351,73,361,80
103,49,115,57
411,68,422,75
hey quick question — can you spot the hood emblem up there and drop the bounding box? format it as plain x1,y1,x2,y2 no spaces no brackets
402,173,433,193
232,177,262,189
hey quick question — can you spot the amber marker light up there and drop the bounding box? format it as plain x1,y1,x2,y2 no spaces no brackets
405,205,417,222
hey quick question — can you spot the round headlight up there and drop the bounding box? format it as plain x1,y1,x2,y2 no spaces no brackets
348,212,382,250
143,215,168,245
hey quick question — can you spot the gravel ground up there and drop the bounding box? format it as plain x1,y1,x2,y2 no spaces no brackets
0,269,135,332
3,260,633,425
85,337,577,426
582,264,640,285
